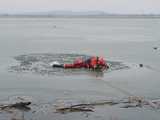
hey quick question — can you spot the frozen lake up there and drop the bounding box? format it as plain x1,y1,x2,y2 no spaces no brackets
0,17,160,120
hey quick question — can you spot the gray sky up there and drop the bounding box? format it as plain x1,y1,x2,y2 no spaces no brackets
0,0,159,14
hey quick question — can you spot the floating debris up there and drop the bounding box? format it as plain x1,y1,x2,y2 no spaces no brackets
0,95,160,117
139,64,143,67
153,47,158,50
121,103,141,108
0,102,31,112
55,100,119,113
54,96,160,114
56,106,94,113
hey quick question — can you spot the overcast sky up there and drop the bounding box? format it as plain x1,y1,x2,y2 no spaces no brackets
0,0,159,14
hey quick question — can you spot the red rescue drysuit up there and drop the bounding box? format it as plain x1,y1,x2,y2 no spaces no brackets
64,56,109,70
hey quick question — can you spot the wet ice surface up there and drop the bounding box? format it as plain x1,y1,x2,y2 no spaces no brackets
1,17,160,120
9,53,130,76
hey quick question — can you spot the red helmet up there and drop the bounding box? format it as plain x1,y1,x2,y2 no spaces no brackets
97,57,109,69
98,57,106,65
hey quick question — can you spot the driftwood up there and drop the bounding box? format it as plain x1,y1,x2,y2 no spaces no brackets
55,100,119,113
56,106,94,113
0,96,158,115
55,96,160,113
0,102,31,111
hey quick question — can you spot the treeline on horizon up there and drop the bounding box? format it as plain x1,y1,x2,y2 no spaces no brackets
0,11,159,18
0,15,160,19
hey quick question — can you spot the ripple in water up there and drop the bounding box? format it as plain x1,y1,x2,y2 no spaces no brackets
9,53,129,76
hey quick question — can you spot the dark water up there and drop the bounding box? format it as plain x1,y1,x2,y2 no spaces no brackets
9,53,129,76
0,17,160,120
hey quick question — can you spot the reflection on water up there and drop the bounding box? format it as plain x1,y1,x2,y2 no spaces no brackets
9,53,129,76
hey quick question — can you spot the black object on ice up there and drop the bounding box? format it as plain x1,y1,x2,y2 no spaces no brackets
153,47,158,50
139,64,143,67
52,64,64,68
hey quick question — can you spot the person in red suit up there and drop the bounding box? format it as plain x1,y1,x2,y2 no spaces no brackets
51,56,109,71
